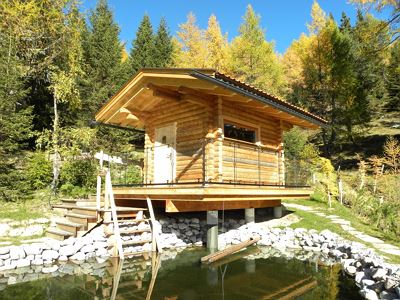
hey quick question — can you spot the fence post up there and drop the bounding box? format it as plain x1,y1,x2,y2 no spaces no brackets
337,165,343,205
96,150,104,213
202,139,206,186
257,146,261,185
233,142,237,185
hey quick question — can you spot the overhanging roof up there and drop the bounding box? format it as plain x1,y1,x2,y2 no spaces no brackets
191,71,327,127
95,68,327,130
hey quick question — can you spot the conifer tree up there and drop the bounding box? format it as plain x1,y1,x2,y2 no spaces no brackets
205,14,228,70
386,41,400,110
307,0,327,35
153,18,173,67
175,13,208,68
227,5,285,95
130,15,155,72
80,0,125,122
339,12,352,33
0,30,33,200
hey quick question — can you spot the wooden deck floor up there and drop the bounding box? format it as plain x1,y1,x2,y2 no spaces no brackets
113,184,312,212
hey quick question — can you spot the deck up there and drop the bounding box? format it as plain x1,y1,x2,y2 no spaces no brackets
112,183,312,212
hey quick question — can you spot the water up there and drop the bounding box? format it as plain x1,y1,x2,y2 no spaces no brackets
0,248,362,300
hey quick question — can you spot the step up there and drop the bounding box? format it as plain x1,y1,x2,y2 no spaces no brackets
102,218,150,224
46,228,74,241
56,219,85,234
61,198,78,204
72,208,98,217
119,228,151,235
101,207,146,212
66,213,97,225
122,239,152,246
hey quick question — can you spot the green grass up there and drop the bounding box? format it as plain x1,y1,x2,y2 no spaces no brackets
0,190,57,243
366,111,400,137
284,193,400,264
0,191,54,221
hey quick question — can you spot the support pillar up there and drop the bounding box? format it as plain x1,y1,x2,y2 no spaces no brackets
245,208,255,223
206,210,218,251
245,259,256,274
273,206,283,218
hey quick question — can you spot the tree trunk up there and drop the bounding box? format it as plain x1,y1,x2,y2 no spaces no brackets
51,97,60,194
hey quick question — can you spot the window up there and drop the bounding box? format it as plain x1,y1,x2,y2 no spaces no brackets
224,122,257,143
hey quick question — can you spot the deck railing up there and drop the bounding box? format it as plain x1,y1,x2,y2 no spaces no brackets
111,138,312,188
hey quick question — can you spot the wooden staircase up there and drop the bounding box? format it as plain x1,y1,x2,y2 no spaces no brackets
47,196,148,243
47,151,161,259
53,255,154,300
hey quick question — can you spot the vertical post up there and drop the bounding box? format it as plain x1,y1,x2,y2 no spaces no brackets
277,151,281,185
206,210,218,251
96,150,104,213
245,208,255,223
257,146,261,185
106,170,124,259
146,196,162,253
337,165,343,204
202,139,206,186
145,147,148,184
124,154,127,185
170,145,174,185
233,142,237,184
217,97,223,183
245,260,256,274
273,205,283,218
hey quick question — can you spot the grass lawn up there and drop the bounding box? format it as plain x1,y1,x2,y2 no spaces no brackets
0,190,54,221
0,190,58,244
284,193,400,264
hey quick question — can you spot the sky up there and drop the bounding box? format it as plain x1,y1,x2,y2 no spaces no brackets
80,0,390,54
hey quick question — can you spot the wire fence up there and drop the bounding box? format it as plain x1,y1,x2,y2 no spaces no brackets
109,138,312,188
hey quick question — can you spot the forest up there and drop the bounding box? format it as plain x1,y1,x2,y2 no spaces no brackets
0,0,399,236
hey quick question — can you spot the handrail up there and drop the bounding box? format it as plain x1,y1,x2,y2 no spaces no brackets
223,137,281,152
105,169,124,259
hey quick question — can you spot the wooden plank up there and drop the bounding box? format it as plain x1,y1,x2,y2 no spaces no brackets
165,199,281,212
105,170,124,259
146,196,162,253
201,236,260,264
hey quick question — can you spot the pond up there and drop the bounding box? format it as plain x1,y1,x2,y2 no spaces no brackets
0,248,362,300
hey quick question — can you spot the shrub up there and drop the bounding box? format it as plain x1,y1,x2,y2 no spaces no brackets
59,182,93,198
59,158,96,197
25,151,52,190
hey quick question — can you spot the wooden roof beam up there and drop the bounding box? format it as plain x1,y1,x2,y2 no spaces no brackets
104,86,148,123
178,86,216,101
120,107,150,120
147,83,181,102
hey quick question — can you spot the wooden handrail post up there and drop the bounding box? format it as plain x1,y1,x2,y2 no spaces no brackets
106,170,124,259
146,196,163,253
202,139,206,186
96,150,104,213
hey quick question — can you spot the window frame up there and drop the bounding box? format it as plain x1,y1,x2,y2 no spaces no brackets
222,117,261,145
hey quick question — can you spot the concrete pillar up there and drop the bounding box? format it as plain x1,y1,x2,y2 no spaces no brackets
207,267,218,286
245,208,255,223
245,259,256,273
206,210,218,251
273,206,283,218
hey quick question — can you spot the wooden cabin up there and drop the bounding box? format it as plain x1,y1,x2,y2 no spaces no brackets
95,68,327,214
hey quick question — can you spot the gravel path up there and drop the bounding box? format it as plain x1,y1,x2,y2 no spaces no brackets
283,202,400,257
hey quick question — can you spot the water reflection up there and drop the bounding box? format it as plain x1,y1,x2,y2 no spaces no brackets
0,248,362,300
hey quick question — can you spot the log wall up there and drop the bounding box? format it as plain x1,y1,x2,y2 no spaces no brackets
144,97,208,183
143,96,286,185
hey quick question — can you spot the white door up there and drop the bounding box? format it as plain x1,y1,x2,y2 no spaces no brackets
154,123,176,183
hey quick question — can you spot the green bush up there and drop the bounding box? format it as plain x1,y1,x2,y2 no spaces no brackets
25,151,52,190
60,158,96,197
59,182,93,198
342,171,400,238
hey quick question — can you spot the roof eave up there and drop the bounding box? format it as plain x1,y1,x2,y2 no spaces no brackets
190,70,328,129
